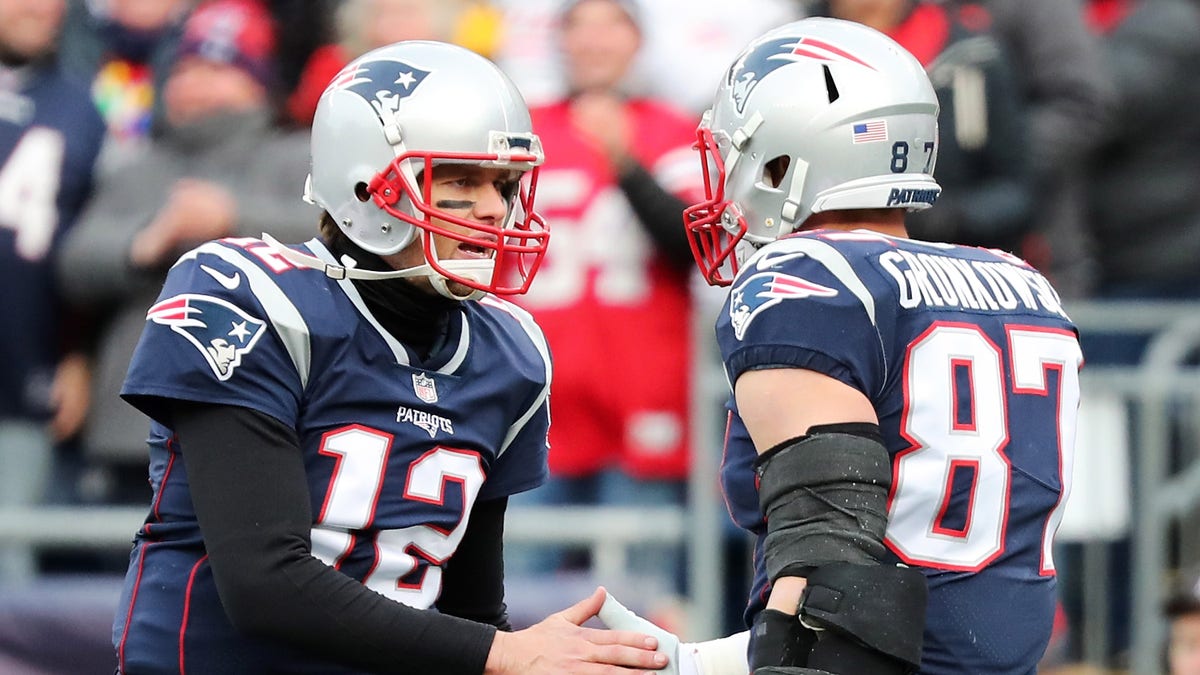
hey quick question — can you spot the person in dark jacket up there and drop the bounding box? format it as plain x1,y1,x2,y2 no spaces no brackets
810,0,1035,254
1087,0,1200,297
950,0,1115,299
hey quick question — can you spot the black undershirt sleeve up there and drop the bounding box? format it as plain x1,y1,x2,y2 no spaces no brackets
437,496,512,631
172,401,496,675
615,161,695,273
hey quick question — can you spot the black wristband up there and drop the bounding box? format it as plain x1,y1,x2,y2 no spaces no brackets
750,609,818,669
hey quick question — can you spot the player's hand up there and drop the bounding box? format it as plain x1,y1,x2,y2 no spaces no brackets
597,590,682,675
601,591,758,675
484,586,668,674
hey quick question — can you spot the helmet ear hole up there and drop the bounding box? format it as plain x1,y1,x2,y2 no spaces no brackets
764,155,791,188
354,182,371,203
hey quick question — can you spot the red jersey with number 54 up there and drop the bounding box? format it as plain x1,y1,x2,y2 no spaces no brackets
513,98,703,479
717,230,1082,675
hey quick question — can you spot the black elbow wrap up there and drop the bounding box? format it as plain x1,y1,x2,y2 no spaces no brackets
754,425,892,581
801,562,928,673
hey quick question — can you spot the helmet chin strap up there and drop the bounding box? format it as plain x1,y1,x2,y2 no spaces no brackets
734,238,764,269
425,243,493,301
261,233,493,301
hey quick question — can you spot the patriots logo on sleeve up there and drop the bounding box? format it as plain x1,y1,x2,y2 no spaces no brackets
146,294,267,381
729,272,838,340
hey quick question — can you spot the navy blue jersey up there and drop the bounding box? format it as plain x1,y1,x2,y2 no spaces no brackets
718,230,1082,675
0,63,104,418
114,237,551,672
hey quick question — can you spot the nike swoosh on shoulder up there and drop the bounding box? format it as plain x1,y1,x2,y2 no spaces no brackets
201,264,241,290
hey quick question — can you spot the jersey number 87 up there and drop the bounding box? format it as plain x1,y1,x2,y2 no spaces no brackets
886,322,1082,574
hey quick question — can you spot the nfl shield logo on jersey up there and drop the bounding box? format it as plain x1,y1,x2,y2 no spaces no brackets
412,373,438,403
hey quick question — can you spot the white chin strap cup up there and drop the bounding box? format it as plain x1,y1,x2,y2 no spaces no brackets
426,249,495,301
428,261,492,301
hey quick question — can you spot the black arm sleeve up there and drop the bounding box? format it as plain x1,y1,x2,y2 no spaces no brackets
437,496,512,631
172,401,496,675
615,161,695,273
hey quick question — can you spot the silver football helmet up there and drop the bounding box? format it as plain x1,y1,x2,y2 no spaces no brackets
685,18,941,285
305,40,548,298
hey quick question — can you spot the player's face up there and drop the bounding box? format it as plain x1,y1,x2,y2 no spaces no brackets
0,0,65,61
386,164,517,296
1171,614,1200,675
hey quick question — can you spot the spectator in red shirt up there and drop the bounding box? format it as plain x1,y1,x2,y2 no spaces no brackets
505,0,706,602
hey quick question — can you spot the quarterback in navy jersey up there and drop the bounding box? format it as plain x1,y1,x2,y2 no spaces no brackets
113,41,667,675
681,18,1082,675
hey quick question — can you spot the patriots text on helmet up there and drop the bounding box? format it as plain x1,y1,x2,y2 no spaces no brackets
878,250,1067,318
886,187,940,207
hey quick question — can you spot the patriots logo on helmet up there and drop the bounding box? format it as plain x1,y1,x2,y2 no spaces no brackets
328,58,432,124
146,294,267,381
729,272,838,340
728,36,876,113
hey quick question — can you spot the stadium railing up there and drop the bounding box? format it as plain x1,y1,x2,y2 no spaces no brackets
1066,300,1200,673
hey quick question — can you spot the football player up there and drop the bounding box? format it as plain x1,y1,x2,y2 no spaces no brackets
112,40,667,674
605,16,1082,675
693,17,1081,675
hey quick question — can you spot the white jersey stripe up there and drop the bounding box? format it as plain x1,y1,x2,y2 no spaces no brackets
440,310,470,375
480,295,552,456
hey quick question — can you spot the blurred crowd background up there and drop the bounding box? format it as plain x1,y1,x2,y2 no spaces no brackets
2,0,1199,673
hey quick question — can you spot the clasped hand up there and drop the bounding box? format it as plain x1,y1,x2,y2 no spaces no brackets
484,587,669,674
